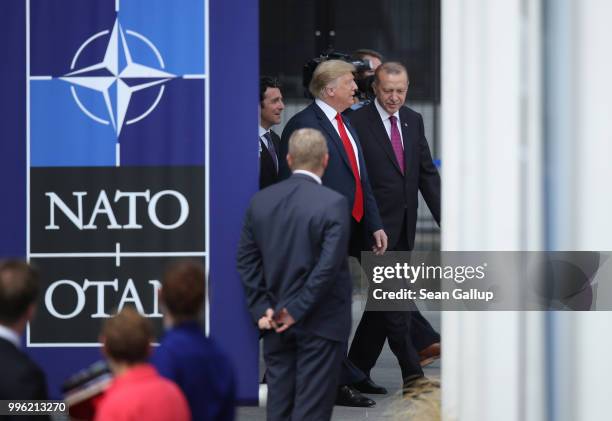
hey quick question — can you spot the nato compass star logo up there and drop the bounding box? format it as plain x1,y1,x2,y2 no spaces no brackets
60,18,174,137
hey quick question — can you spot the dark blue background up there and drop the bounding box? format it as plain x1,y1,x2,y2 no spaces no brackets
210,0,260,405
120,79,205,166
30,0,115,76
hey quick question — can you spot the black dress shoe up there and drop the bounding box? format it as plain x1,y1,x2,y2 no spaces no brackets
354,378,388,394
335,385,376,407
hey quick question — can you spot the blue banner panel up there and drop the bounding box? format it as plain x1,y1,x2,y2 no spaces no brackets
0,0,26,258
29,0,205,167
210,0,260,404
24,0,207,398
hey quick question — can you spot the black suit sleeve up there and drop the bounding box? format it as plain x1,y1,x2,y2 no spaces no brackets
236,206,272,322
285,196,350,322
417,114,441,225
271,130,281,152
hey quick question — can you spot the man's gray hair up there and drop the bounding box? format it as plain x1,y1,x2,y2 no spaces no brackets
288,128,328,172
309,60,356,99
374,61,409,84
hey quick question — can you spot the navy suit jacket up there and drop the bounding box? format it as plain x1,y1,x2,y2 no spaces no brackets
151,322,236,421
278,103,383,247
0,337,50,420
349,102,440,250
259,130,280,189
237,174,352,342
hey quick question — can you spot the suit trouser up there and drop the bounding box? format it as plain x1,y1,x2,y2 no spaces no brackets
264,329,344,421
390,220,440,351
348,310,423,380
339,356,367,386
348,215,437,381
410,311,441,350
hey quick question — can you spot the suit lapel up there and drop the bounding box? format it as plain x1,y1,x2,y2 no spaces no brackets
399,108,416,173
367,103,403,174
311,103,353,172
270,130,281,151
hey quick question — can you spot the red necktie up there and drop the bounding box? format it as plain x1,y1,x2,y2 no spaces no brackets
335,113,364,222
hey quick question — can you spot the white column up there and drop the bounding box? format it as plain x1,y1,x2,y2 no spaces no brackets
441,0,545,420
549,1,612,419
573,1,612,413
573,0,612,249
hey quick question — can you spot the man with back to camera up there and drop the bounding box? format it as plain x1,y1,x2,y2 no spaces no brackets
95,307,190,421
259,76,285,189
0,260,50,420
278,59,388,407
347,61,441,391
151,260,235,421
237,128,352,420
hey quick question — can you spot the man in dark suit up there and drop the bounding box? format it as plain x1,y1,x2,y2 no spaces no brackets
237,128,351,421
347,62,441,389
278,60,388,406
0,260,50,416
259,76,284,189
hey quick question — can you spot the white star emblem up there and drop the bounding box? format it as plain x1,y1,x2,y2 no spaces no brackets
61,18,175,136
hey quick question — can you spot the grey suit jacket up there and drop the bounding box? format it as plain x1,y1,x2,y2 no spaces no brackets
237,173,352,342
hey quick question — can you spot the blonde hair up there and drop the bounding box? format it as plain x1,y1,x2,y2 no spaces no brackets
309,60,356,98
288,128,328,172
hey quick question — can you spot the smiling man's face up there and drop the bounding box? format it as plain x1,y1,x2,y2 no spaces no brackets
260,87,284,129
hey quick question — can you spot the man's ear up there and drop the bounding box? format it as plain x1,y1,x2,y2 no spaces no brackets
25,303,36,322
286,154,293,170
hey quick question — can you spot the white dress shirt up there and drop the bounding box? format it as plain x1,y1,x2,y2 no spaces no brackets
314,99,361,174
374,98,404,148
258,125,272,158
293,169,322,184
0,324,20,348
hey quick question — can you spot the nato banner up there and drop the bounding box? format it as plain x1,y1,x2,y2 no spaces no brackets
27,0,207,345
2,0,258,402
